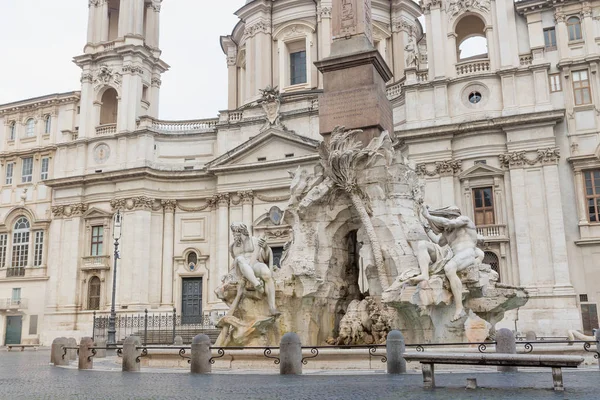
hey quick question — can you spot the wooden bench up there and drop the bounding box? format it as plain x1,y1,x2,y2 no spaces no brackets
6,344,38,352
403,352,584,391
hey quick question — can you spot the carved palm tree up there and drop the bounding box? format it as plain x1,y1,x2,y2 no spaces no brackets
318,127,393,291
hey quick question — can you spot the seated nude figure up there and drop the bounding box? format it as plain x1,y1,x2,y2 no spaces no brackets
411,205,484,322
230,223,280,316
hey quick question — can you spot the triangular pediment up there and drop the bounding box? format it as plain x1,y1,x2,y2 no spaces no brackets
82,207,113,219
459,163,504,180
207,128,320,170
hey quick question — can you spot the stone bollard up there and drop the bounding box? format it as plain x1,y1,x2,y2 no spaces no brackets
496,328,517,372
190,334,212,374
174,336,184,346
67,338,78,361
525,331,537,341
95,340,107,358
596,329,600,371
279,332,302,375
386,330,406,374
78,337,94,370
122,336,142,372
50,337,69,366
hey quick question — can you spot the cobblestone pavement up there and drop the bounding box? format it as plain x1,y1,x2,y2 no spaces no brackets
1,350,599,399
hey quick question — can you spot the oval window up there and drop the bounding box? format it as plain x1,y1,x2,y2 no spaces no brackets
469,91,482,104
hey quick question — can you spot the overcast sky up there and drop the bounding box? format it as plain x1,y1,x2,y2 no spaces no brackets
0,1,483,120
0,0,246,120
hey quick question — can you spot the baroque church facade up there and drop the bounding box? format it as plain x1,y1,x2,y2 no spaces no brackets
0,0,599,345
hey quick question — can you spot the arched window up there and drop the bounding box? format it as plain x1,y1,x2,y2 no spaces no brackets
25,119,35,137
100,88,118,125
8,121,16,141
187,252,198,271
483,251,500,282
455,15,488,61
12,217,30,270
567,17,582,41
88,276,101,310
44,115,51,134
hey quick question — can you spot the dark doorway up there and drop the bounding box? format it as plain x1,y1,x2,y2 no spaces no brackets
182,278,202,324
5,316,22,344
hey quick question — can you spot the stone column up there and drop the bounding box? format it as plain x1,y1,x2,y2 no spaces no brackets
191,334,212,374
240,191,254,235
555,12,569,56
216,194,230,280
51,337,69,366
429,3,446,78
226,48,238,110
279,333,302,375
78,337,94,370
508,168,533,287
100,0,109,42
151,0,161,48
118,0,131,37
208,198,219,304
386,330,406,374
87,1,97,44
161,200,176,306
485,27,497,71
582,6,595,55
447,33,458,78
133,0,144,37
318,3,333,60
495,328,517,372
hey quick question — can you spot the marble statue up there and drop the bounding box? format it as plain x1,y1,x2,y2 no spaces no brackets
405,38,418,68
408,205,485,321
229,223,280,316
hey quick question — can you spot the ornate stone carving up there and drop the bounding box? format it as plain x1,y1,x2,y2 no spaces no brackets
122,65,144,75
446,0,490,18
88,0,106,7
151,1,162,12
420,0,443,14
161,200,177,212
405,37,418,68
110,196,159,211
93,143,110,164
327,298,393,345
554,12,566,24
243,21,271,38
52,203,88,218
258,86,283,131
416,160,462,176
81,73,94,84
151,77,162,87
238,190,254,205
93,65,122,90
215,193,230,207
254,193,291,203
318,6,332,20
498,148,560,168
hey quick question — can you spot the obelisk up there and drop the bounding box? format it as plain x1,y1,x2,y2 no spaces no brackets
315,0,393,144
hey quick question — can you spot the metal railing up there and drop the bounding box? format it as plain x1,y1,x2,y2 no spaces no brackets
93,309,221,345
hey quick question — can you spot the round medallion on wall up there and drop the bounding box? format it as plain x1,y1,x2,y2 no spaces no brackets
93,143,111,164
461,83,489,109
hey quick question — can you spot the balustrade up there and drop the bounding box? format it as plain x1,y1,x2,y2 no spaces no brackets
151,119,218,133
476,224,507,238
456,59,491,76
95,123,117,136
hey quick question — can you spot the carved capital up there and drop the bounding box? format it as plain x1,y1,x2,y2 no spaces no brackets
243,20,271,38
498,148,560,168
161,199,177,212
317,6,332,20
238,190,254,205
554,12,566,24
216,193,230,207
89,0,106,7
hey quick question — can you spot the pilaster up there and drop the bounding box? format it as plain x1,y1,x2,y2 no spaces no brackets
161,200,176,306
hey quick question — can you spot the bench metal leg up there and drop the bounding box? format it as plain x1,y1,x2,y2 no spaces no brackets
552,367,564,391
422,363,435,388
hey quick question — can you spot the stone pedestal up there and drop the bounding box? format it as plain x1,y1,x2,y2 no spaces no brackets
191,334,212,374
386,330,406,374
67,338,78,361
122,336,142,372
51,337,69,366
279,332,302,375
78,337,94,370
496,329,517,372
94,340,107,358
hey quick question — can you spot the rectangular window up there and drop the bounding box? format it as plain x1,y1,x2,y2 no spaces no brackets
5,163,14,185
549,73,562,92
12,229,29,268
572,70,592,105
544,28,557,50
290,50,307,85
34,231,44,267
29,315,38,335
0,233,7,268
472,187,495,225
584,170,600,223
12,288,21,301
40,157,49,181
90,226,104,256
21,157,33,183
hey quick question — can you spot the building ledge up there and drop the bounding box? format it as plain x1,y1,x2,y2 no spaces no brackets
574,238,600,246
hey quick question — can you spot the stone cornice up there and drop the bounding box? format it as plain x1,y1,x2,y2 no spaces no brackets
0,92,80,116
498,147,560,169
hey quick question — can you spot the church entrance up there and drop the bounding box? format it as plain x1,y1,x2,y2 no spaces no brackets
181,278,203,325
5,316,22,345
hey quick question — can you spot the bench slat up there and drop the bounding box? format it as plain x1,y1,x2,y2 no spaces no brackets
403,352,583,368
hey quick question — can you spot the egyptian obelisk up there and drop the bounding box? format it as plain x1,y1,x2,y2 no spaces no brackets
315,0,393,144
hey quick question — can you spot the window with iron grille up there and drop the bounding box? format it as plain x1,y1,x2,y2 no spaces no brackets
12,217,30,268
0,234,7,268
584,170,600,223
21,157,33,183
34,231,44,267
40,158,49,181
483,251,500,282
5,163,14,185
90,226,104,256
88,276,101,310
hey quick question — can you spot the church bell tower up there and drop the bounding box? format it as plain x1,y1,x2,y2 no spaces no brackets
74,0,169,139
